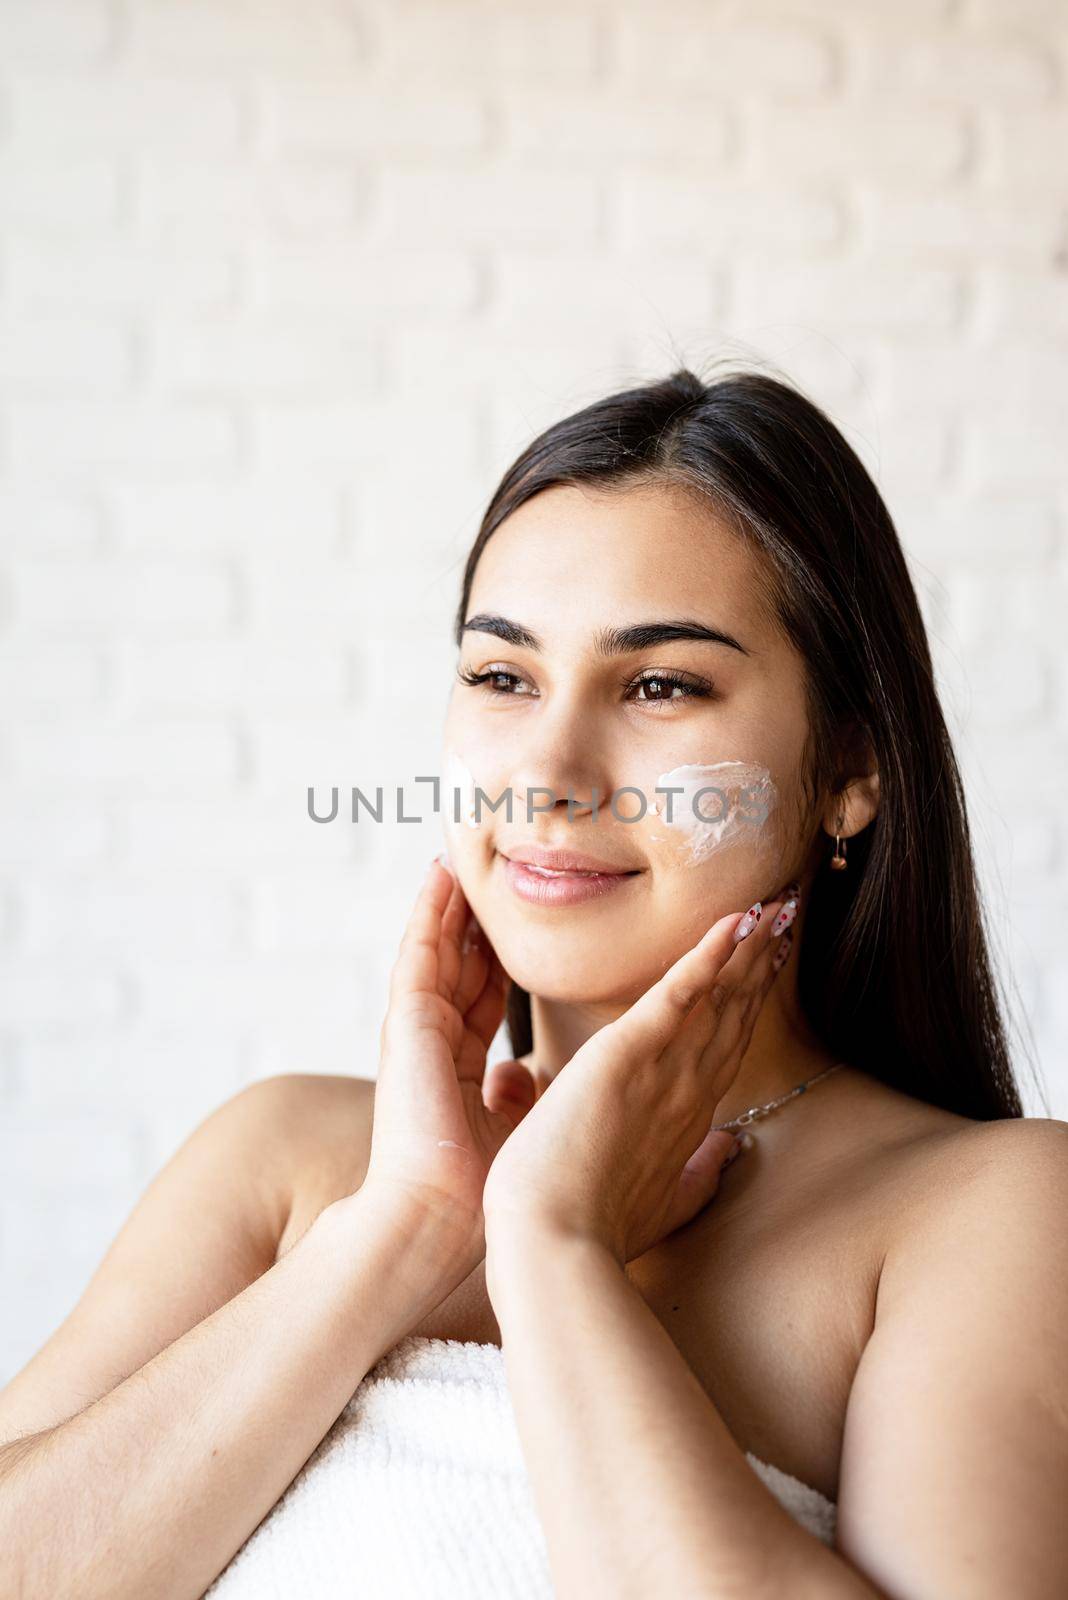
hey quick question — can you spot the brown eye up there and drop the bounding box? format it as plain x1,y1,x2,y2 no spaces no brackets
627,670,712,703
638,676,679,701
456,664,537,696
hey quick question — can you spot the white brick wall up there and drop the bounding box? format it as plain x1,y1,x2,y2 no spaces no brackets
1,0,1066,1380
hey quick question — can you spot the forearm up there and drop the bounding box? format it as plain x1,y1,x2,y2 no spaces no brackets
486,1224,880,1600
0,1191,457,1600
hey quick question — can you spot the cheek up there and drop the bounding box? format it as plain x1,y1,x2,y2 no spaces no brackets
644,760,784,871
442,750,482,831
438,742,508,866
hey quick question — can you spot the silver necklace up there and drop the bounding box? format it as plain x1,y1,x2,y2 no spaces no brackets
710,1061,847,1131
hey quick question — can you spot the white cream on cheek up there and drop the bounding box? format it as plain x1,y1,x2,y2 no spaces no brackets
653,760,778,863
441,746,777,864
443,750,483,830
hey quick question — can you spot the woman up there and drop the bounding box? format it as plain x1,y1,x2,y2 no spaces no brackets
0,367,1063,1599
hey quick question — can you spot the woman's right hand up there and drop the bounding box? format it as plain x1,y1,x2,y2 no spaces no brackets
354,856,538,1285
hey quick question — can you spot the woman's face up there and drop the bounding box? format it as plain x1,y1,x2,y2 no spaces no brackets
441,479,814,1007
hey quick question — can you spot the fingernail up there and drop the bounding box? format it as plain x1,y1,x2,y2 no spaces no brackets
461,915,482,955
771,926,794,970
723,1131,754,1166
771,898,798,937
732,901,762,942
785,880,801,900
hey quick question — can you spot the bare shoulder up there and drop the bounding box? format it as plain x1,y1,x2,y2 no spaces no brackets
185,1070,376,1255
0,1071,373,1444
269,1072,377,1259
258,1069,375,1149
230,1069,377,1224
940,1110,1068,1169
837,1116,1068,1586
878,1113,1068,1301
804,1071,1068,1289
895,1110,1068,1199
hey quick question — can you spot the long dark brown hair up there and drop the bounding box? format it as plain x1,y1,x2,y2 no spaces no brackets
453,361,1041,1121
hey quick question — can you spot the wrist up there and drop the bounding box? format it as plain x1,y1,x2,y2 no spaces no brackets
484,1213,616,1309
484,1204,613,1259
317,1185,479,1313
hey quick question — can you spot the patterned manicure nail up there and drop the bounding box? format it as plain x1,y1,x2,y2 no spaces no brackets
771,898,798,937
771,927,794,970
733,901,763,942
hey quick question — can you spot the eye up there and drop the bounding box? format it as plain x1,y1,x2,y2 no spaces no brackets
454,665,716,710
626,670,715,704
456,664,538,697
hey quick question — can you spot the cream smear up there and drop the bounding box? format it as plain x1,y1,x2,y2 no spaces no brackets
443,751,482,829
654,761,777,863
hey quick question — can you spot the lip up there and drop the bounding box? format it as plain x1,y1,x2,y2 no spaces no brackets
501,843,638,875
498,844,642,907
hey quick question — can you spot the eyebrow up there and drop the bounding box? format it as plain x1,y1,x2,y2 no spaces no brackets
460,613,751,657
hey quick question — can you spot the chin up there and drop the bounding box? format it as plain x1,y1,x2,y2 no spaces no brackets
497,942,653,1008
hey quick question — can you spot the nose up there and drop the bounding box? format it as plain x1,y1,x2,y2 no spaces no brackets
507,694,615,821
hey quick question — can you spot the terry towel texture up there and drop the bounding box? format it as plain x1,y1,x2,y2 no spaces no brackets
206,1333,837,1597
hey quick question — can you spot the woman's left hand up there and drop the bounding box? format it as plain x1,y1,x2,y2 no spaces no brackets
481,888,797,1267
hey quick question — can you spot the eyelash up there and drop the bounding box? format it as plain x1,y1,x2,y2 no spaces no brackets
455,665,716,704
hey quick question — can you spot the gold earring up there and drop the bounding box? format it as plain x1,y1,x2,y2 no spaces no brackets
829,813,848,872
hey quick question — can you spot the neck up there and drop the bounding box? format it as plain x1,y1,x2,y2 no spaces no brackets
525,971,835,1125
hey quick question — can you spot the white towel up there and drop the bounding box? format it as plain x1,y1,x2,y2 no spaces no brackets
206,1334,836,1598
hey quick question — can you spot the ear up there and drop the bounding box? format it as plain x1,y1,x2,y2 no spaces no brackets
825,724,880,838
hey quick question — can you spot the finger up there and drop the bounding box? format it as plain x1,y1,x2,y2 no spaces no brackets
672,891,792,1063
686,880,799,1020
392,860,470,1005
680,897,801,1094
440,870,470,953
452,926,489,1017
692,896,773,998
657,1126,739,1237
769,882,800,942
700,886,796,1019
593,886,801,1156
482,1057,537,1128
771,923,795,975
434,872,473,997
389,858,457,1001
605,910,752,1060
460,950,510,1060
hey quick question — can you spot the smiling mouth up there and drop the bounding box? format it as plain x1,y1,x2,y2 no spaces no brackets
521,862,614,878
498,846,642,876
495,851,639,915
